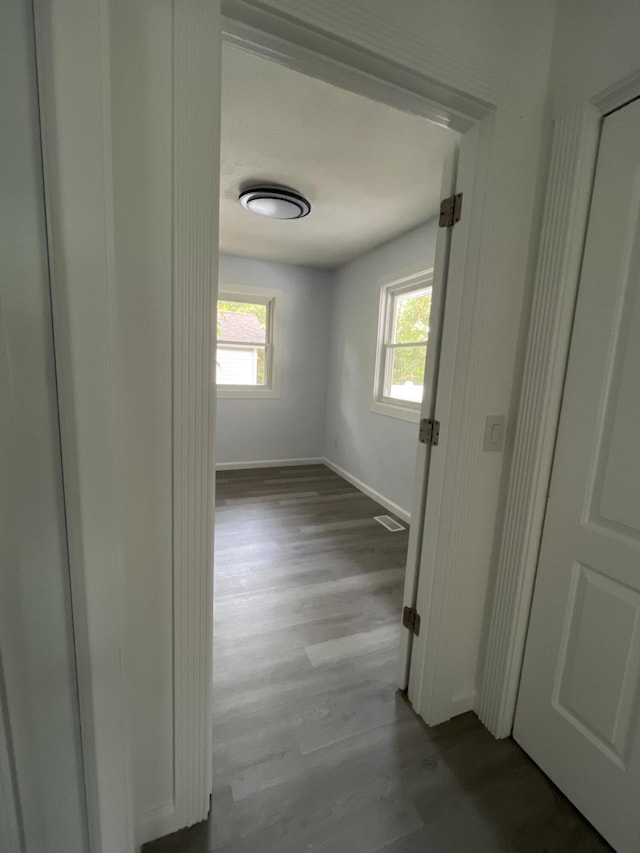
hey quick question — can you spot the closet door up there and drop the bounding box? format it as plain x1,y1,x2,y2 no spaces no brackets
515,97,640,852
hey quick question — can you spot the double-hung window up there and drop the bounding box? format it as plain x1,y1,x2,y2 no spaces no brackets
216,285,280,398
372,270,433,421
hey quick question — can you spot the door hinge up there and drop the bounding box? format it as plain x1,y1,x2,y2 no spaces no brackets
403,606,421,636
439,192,463,227
419,418,440,446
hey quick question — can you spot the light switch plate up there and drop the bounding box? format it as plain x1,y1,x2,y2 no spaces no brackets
483,415,505,452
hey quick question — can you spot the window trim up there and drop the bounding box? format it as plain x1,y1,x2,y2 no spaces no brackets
371,268,434,423
216,283,282,399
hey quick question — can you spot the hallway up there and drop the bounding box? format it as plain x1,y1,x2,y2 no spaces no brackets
145,465,609,852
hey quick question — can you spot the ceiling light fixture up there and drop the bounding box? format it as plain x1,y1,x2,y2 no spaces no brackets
238,186,311,220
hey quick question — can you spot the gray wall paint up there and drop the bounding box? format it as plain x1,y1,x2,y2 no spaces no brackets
324,221,438,514
217,223,436,515
216,254,333,464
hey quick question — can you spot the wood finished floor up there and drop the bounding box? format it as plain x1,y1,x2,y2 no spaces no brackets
144,464,610,853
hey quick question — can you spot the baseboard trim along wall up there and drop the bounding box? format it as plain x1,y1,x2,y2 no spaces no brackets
322,458,411,524
450,691,476,718
137,802,176,849
215,458,324,471
214,457,411,523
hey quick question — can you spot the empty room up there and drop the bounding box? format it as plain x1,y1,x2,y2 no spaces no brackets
211,41,458,847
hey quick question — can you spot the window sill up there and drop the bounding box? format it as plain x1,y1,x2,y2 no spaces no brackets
217,386,280,400
370,399,421,423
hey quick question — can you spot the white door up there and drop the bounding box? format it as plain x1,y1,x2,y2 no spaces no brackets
404,122,478,722
514,97,640,852
398,144,459,687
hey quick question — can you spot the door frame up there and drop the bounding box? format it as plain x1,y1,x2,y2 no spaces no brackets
220,0,492,722
31,0,137,850
477,72,640,737
31,0,220,846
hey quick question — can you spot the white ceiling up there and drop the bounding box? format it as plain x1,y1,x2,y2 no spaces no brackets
219,45,457,269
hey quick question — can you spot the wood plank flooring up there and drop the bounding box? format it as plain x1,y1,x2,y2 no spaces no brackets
144,464,610,853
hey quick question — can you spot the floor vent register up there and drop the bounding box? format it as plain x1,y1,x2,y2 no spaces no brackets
374,515,406,532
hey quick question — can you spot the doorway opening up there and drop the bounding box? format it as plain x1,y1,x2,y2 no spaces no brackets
210,35,458,846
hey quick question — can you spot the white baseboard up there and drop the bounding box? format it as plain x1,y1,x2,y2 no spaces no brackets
216,457,324,471
137,802,178,849
451,690,476,717
322,457,411,524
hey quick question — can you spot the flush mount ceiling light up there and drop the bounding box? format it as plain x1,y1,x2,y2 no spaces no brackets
238,186,311,220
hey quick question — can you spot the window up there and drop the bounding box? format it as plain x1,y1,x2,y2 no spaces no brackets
216,286,280,398
372,270,433,421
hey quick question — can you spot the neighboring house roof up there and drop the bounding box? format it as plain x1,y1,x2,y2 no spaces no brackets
218,310,265,343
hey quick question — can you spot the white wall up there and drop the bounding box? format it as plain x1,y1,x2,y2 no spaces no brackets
0,1,88,847
217,254,333,465
551,0,640,115
217,225,434,518
324,221,437,516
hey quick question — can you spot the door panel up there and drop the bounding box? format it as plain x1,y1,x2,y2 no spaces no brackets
398,143,458,688
554,562,640,764
591,227,640,536
407,122,479,722
514,98,640,852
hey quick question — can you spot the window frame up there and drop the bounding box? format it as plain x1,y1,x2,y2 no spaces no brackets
371,268,434,423
216,283,282,399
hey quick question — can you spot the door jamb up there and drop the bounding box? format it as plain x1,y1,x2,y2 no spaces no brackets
478,71,640,738
31,0,136,849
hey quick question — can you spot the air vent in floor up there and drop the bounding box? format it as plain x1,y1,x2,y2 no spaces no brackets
374,515,406,532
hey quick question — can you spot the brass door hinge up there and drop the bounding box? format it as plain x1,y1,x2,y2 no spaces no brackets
419,418,440,446
403,606,421,636
439,192,463,227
